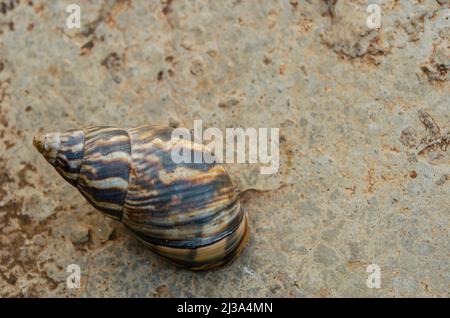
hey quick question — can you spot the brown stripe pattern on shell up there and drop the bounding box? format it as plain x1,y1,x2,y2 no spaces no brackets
34,125,249,270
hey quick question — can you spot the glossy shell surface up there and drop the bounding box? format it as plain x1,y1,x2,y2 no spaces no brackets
34,125,249,270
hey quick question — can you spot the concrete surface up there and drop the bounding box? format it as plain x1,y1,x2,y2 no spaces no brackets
0,0,449,297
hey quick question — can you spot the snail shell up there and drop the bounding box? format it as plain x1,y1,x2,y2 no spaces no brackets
33,125,249,270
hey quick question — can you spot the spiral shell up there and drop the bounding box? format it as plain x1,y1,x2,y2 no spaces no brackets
33,125,249,270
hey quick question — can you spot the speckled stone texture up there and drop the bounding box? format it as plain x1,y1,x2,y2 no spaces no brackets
0,0,449,297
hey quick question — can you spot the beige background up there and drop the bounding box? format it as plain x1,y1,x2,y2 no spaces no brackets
0,0,449,297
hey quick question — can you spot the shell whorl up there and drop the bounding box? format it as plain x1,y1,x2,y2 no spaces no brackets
34,125,249,270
